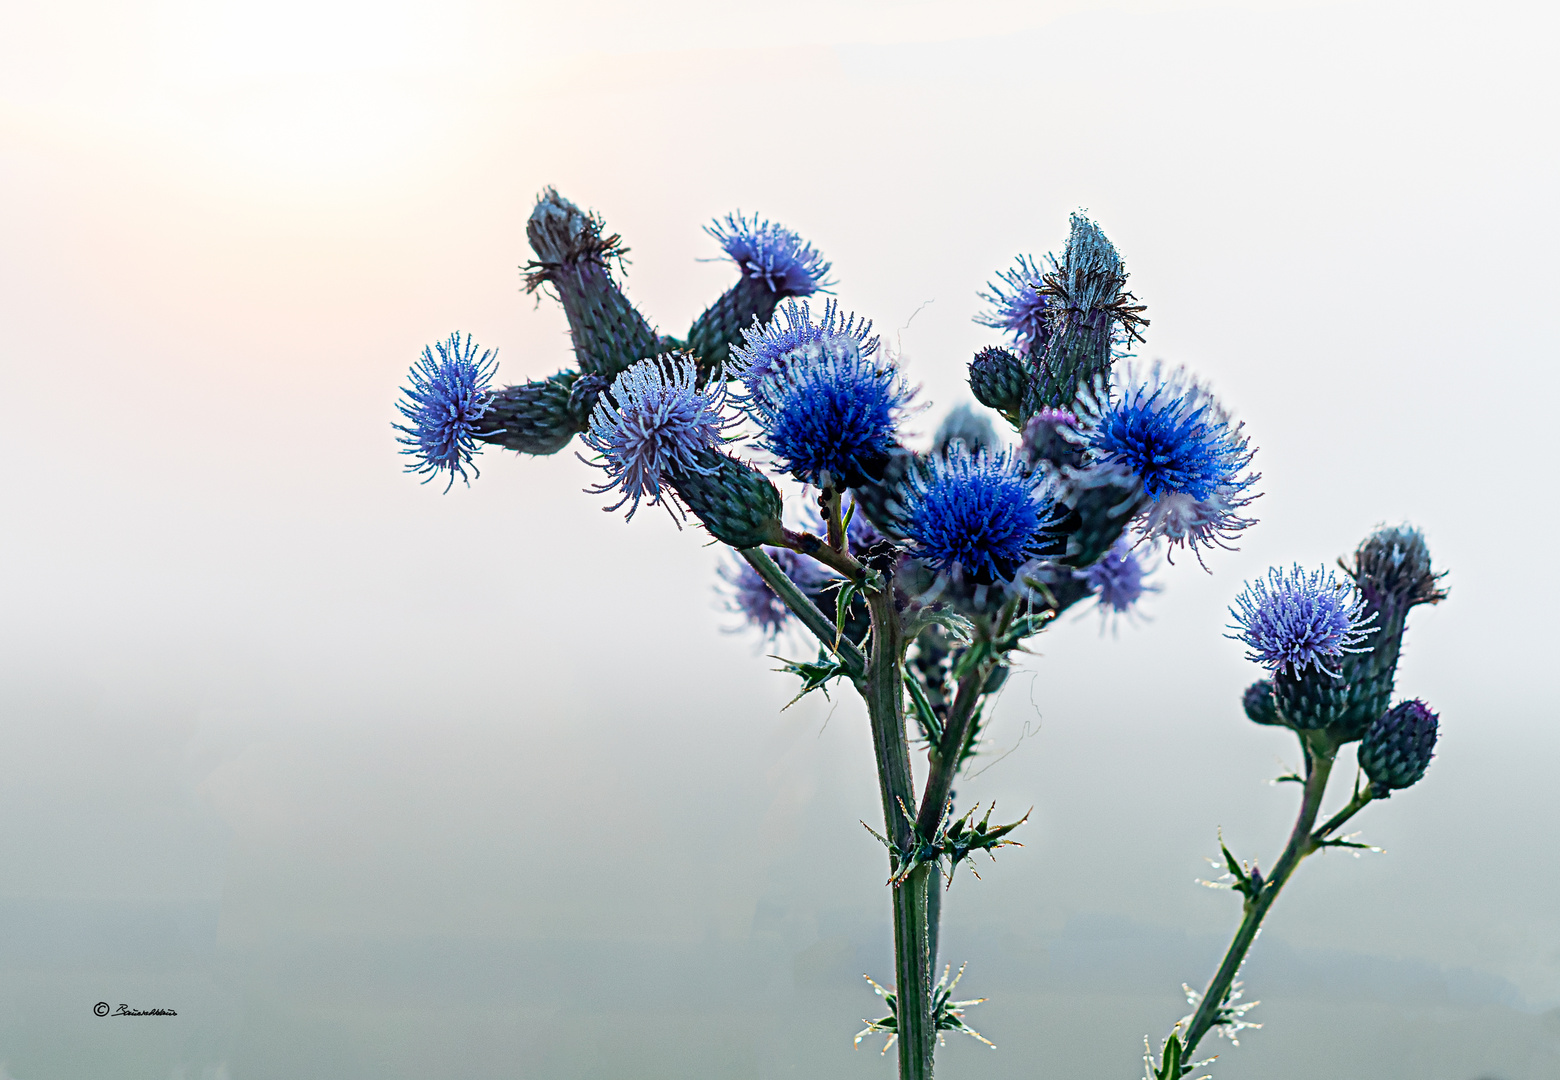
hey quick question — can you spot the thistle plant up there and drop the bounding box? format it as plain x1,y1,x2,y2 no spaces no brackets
392,190,1445,1080
1144,527,1447,1080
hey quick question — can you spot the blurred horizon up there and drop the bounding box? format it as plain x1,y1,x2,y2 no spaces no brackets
2,0,1558,1077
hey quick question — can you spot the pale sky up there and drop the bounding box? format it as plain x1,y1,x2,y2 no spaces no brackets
2,1,1558,1077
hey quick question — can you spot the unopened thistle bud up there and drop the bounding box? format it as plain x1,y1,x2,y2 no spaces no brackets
1242,680,1283,726
474,371,593,457
667,448,786,549
968,346,1029,426
686,213,832,374
524,188,661,378
933,403,999,460
1359,699,1439,792
1331,525,1449,739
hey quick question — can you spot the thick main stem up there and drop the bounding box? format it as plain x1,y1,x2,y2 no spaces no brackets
864,586,935,1080
1182,733,1337,1055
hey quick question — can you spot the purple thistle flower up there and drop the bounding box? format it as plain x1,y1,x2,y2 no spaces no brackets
394,333,498,492
719,548,834,639
729,298,878,392
1081,362,1260,565
977,254,1052,357
736,301,912,487
1079,537,1156,615
706,213,834,297
901,444,1059,584
580,355,735,519
1228,563,1376,678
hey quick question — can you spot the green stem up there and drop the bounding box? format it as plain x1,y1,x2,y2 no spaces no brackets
915,662,988,839
864,585,935,1080
738,548,865,683
1182,731,1339,1056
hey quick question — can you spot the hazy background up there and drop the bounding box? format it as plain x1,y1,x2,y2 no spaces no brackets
2,0,1557,1077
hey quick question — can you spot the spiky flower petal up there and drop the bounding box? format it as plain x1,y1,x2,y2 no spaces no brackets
706,213,833,297
1360,699,1439,791
736,301,912,487
729,298,878,392
901,445,1059,584
394,333,497,491
581,355,734,519
977,255,1052,357
1227,564,1375,678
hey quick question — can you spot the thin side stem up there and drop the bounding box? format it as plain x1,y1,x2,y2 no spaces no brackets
1182,731,1338,1055
738,547,865,682
915,662,989,839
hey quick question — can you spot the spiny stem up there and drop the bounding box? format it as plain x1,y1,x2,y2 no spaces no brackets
1182,731,1339,1055
864,584,935,1080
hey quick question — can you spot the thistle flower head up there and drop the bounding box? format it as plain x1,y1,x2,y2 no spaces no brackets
1079,537,1156,615
901,444,1059,584
580,354,734,519
736,301,912,487
706,213,833,297
394,333,497,491
718,548,833,639
1082,362,1260,565
729,298,877,391
976,254,1051,356
1227,564,1376,678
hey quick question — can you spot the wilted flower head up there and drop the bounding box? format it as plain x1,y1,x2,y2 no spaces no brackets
736,301,912,487
1083,362,1260,565
1343,524,1449,612
902,445,1059,584
1228,564,1376,678
394,333,498,491
581,354,734,519
977,254,1051,356
706,213,833,297
1079,537,1156,615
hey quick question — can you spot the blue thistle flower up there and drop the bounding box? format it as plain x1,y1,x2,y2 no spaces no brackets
580,354,735,519
394,333,498,491
735,301,911,487
1082,362,1260,564
901,444,1059,584
977,255,1052,357
1078,537,1156,615
1227,564,1376,678
706,213,833,297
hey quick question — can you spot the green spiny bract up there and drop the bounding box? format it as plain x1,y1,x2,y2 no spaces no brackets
849,446,920,539
523,188,661,379
666,448,785,550
1271,667,1348,730
473,371,590,456
684,278,790,379
1332,525,1449,739
1055,469,1145,569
